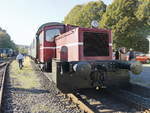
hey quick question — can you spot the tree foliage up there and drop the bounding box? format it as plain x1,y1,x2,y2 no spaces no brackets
136,0,150,22
135,0,150,37
17,46,28,54
100,0,150,53
64,0,106,27
0,27,17,50
64,0,149,52
64,5,83,25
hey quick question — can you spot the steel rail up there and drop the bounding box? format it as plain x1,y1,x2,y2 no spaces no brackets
67,93,94,113
32,59,95,113
0,63,9,111
32,57,150,112
0,63,6,68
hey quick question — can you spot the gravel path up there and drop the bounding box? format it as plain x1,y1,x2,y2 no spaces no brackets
2,57,80,113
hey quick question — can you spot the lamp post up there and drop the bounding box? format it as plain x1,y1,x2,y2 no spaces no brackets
146,35,150,57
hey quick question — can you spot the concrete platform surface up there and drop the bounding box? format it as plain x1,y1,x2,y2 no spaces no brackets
130,64,150,88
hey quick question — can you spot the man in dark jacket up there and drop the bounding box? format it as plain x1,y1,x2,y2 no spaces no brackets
129,48,136,61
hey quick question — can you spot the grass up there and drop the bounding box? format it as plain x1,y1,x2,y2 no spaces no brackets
10,57,40,89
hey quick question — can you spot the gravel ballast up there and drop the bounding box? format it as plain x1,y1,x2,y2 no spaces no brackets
2,57,80,113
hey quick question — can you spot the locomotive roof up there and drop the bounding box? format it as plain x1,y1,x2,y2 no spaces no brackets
36,22,64,35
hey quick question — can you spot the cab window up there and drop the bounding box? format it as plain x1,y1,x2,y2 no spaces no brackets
46,29,60,42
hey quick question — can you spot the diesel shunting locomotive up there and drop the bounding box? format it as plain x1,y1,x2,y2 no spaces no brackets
29,22,142,91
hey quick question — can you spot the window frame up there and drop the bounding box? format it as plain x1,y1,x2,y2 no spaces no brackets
45,29,61,42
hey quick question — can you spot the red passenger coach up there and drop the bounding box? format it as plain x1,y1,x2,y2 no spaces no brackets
30,22,142,91
35,22,66,70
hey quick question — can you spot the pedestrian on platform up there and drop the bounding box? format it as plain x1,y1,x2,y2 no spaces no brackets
128,48,136,61
115,49,120,60
16,53,24,69
119,47,128,61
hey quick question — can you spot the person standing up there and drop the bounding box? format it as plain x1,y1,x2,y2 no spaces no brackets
16,53,24,69
115,49,120,60
129,48,136,61
119,47,128,61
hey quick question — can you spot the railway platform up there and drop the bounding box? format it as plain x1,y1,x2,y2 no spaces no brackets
130,64,150,89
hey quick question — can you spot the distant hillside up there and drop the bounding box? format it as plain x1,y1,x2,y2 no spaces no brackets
17,44,29,49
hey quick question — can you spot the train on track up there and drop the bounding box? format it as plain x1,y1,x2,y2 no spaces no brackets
29,22,142,91
0,48,14,59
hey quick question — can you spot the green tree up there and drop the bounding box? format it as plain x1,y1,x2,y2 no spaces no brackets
64,5,83,25
100,0,149,52
64,0,106,27
135,0,150,38
0,28,17,50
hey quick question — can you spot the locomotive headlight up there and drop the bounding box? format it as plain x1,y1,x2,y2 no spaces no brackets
73,61,91,76
91,20,99,28
130,61,142,75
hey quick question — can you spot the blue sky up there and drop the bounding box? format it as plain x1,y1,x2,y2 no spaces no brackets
0,0,112,45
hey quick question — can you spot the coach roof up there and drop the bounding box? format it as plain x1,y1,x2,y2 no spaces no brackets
36,22,65,35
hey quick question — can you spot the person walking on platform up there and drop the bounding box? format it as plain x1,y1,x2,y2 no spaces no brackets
16,53,24,69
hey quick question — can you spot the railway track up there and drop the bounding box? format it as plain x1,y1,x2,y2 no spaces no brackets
0,62,9,112
43,75,150,112
32,60,150,113
70,89,134,113
67,86,150,113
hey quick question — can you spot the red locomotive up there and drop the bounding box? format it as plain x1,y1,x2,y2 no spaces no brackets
29,22,142,91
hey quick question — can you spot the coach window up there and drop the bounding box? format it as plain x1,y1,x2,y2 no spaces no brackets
46,29,60,42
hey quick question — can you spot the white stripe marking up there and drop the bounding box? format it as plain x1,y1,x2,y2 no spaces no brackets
40,47,55,49
109,43,112,46
40,42,83,49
